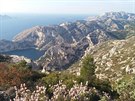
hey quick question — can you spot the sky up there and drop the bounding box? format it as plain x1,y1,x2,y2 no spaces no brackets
0,0,135,14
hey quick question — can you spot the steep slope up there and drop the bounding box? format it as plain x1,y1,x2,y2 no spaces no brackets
38,37,93,70
87,36,135,81
12,21,105,50
68,36,135,82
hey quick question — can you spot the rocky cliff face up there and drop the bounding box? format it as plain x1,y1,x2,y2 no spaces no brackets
38,38,92,70
0,12,135,70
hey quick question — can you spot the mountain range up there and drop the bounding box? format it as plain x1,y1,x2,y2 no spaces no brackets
0,11,135,71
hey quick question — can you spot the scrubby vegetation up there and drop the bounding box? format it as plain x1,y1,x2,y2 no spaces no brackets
115,75,135,101
0,61,45,91
0,55,135,101
80,55,96,83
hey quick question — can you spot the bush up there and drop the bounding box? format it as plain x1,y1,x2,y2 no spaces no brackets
80,55,96,83
0,64,32,89
0,62,45,90
41,72,59,86
92,79,112,93
17,60,32,70
115,75,135,100
92,79,119,99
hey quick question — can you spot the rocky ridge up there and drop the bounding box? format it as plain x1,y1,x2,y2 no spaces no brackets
0,12,135,70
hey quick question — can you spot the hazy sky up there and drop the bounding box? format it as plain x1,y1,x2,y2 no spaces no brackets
0,0,134,14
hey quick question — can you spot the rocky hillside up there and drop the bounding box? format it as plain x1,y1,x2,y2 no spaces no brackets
0,12,135,70
90,36,135,81
68,36,135,82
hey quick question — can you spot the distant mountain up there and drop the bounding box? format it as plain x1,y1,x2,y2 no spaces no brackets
0,15,12,20
0,11,135,70
87,11,135,21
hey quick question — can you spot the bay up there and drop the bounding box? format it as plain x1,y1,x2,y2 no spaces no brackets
2,48,45,60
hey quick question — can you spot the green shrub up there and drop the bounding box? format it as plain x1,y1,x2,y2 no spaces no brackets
41,72,59,86
80,55,96,83
18,60,27,66
115,75,135,100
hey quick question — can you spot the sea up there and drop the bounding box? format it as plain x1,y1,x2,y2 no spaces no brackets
0,13,94,60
